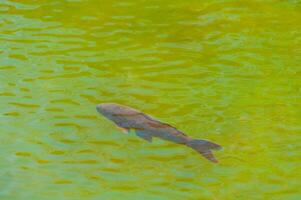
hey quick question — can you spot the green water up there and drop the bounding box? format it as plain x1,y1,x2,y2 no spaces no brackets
1,0,300,199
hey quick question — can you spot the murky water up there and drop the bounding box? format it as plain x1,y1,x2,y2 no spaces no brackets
0,0,300,199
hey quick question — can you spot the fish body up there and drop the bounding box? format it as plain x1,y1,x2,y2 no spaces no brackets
96,103,222,163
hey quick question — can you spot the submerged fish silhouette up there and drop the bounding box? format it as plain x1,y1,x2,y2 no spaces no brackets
96,103,222,163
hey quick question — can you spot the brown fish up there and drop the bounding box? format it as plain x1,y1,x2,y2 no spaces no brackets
96,103,222,163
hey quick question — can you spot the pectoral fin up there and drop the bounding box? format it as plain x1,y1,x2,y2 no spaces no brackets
135,130,152,142
117,127,130,134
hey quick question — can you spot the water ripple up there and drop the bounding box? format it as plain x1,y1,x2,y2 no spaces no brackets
1,0,300,199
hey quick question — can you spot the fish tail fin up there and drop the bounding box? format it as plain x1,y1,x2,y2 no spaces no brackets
186,139,222,163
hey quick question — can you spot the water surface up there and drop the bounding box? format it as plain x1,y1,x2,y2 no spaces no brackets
0,0,300,199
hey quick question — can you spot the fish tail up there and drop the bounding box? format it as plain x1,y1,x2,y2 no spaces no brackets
186,139,222,163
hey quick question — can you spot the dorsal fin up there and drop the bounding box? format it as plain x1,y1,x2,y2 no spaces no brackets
141,113,187,136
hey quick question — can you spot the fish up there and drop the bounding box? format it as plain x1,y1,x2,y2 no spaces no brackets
96,103,222,163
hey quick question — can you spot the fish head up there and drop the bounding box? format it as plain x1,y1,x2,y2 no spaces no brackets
96,103,127,118
97,103,116,116
96,103,140,126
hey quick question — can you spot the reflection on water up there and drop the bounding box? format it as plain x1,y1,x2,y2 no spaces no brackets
0,0,300,199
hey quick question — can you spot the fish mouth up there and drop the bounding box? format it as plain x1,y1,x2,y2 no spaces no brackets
96,103,114,114
96,104,104,114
